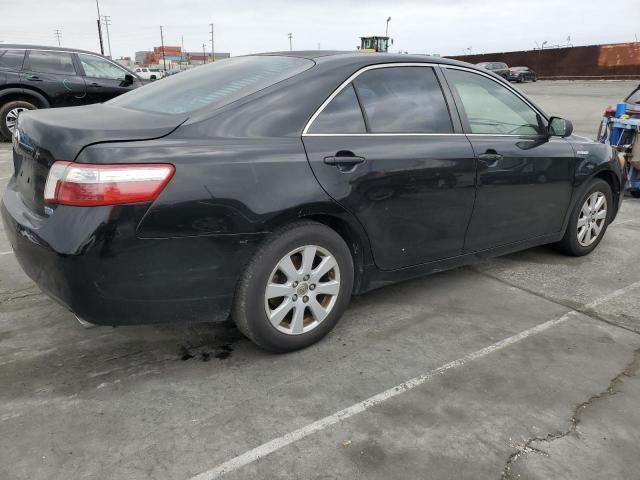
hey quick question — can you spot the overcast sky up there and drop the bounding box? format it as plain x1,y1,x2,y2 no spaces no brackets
2,0,639,59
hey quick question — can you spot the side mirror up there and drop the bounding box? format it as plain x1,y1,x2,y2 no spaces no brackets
548,116,573,137
124,73,135,85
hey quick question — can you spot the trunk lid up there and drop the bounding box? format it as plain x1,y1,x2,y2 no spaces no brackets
11,104,186,215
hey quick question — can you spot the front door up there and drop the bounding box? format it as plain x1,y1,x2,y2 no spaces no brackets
77,53,138,103
21,50,87,107
443,67,576,252
303,65,477,270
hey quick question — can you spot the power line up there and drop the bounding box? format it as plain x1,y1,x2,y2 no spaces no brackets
54,29,62,47
101,15,112,58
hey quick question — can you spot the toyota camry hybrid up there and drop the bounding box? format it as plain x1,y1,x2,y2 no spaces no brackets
1,52,624,352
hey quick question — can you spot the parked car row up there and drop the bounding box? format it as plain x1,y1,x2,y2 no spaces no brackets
476,61,538,83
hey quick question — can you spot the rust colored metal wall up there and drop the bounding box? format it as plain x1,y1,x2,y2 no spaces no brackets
450,43,640,79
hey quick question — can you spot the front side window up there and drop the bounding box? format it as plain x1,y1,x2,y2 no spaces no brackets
78,53,127,80
109,55,313,114
27,50,76,75
308,84,366,134
353,66,452,133
0,49,25,70
447,68,542,135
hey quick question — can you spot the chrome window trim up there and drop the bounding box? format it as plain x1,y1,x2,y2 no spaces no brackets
303,62,548,137
304,133,465,137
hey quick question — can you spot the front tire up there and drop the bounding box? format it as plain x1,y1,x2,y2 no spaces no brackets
233,221,354,352
0,100,37,141
555,178,612,256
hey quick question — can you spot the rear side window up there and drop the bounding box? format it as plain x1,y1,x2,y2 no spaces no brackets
26,50,76,75
353,66,453,133
308,84,366,134
0,49,25,70
109,55,314,114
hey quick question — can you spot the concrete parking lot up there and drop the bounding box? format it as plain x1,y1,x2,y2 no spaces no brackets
1,80,639,480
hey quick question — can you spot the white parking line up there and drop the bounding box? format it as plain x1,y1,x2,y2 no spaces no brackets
189,280,640,480
0,251,13,256
614,219,636,226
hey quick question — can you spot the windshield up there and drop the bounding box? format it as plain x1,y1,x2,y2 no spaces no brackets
627,86,640,105
108,55,314,114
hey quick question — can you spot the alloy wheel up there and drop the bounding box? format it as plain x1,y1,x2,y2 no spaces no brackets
264,245,340,335
5,107,27,134
577,191,607,247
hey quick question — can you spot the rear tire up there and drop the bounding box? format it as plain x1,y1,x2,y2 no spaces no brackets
555,178,612,256
0,100,37,141
232,221,354,352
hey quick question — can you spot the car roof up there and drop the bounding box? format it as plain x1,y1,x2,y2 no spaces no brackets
0,44,104,56
257,50,477,69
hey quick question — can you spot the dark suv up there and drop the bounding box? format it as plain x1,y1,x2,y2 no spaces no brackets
476,62,509,80
0,45,143,140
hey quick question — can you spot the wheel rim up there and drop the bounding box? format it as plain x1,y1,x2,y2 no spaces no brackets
5,107,27,133
577,191,607,247
264,245,340,335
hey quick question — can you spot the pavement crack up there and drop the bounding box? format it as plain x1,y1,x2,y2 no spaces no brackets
470,267,640,336
501,347,640,479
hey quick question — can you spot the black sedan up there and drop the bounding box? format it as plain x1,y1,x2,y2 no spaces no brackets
509,66,538,82
1,52,623,352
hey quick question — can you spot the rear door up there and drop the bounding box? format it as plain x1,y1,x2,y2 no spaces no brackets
0,48,26,86
21,50,86,106
442,66,576,252
76,53,139,103
303,64,477,270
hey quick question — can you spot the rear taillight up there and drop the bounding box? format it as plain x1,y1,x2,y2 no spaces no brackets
44,161,175,206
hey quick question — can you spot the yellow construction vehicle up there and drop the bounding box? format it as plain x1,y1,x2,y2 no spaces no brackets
359,36,392,53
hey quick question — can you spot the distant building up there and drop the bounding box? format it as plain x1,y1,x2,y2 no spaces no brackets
186,52,231,65
135,51,150,66
115,57,133,68
135,47,230,67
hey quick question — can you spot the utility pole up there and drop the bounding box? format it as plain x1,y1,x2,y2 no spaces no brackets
202,43,206,64
210,23,215,62
95,0,104,55
54,29,62,47
181,34,185,67
288,33,292,51
101,16,112,58
160,26,167,72
386,17,391,37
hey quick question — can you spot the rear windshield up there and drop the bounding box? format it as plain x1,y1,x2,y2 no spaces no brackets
109,55,314,114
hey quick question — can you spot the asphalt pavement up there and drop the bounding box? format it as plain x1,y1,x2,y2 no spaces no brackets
1,80,639,480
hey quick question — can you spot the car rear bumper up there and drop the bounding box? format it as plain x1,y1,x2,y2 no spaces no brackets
1,180,265,326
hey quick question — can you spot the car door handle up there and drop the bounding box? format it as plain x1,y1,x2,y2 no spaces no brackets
478,152,503,167
323,155,365,166
89,82,102,87
26,75,42,82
